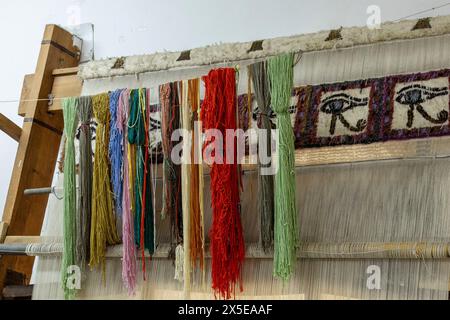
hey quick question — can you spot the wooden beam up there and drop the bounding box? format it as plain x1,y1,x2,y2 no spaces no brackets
0,24,80,292
0,114,21,142
48,73,82,112
3,236,42,245
52,67,79,76
0,222,8,243
17,74,34,117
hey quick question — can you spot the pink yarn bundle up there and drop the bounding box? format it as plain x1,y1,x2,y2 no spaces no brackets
117,89,137,295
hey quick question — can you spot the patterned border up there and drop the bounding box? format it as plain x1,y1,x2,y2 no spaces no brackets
294,68,450,149
382,69,450,141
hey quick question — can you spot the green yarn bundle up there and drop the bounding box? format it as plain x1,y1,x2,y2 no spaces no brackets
61,97,79,299
268,53,298,280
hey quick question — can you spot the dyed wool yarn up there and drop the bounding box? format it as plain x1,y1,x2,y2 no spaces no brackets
188,79,205,272
143,89,155,256
61,97,79,300
249,61,274,252
159,83,183,257
76,96,93,272
201,68,245,299
128,89,155,278
117,89,137,295
268,53,298,280
90,93,121,272
109,89,124,226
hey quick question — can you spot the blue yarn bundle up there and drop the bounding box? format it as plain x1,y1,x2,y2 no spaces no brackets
109,89,124,219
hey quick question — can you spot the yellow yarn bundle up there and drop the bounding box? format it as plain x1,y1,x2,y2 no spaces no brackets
90,93,121,273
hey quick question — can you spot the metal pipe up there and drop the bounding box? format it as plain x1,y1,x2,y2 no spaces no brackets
23,187,53,196
0,244,28,256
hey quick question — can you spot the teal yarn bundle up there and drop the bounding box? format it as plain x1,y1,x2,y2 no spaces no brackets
268,53,298,280
61,97,79,300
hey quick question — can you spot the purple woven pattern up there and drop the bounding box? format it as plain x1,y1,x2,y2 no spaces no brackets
294,69,450,149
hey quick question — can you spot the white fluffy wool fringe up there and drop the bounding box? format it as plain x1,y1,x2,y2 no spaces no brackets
79,15,450,80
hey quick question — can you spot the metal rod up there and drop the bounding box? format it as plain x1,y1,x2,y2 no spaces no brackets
0,244,28,256
23,187,53,196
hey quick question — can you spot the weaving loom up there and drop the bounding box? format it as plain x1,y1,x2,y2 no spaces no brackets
3,15,450,300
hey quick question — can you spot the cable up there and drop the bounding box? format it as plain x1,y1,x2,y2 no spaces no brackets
393,2,450,22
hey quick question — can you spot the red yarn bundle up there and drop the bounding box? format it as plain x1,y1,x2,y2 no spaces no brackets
201,68,245,299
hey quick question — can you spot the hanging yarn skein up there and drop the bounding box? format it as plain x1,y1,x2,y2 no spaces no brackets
76,96,93,273
90,93,121,272
118,89,137,295
160,83,183,260
129,89,154,279
61,97,79,300
188,78,205,272
268,53,298,280
201,68,245,299
109,89,124,233
181,80,192,298
143,89,155,256
249,61,275,252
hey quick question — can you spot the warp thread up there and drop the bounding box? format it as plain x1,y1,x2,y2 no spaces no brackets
268,53,298,280
117,89,137,295
201,68,245,299
76,96,93,273
249,61,275,252
90,93,121,273
61,97,79,300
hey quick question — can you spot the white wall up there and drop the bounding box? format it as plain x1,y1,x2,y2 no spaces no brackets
1,0,449,217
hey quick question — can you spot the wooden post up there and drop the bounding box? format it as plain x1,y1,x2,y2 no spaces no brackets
0,24,80,293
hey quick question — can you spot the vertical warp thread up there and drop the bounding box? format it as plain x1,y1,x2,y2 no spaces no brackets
118,89,137,295
201,68,245,299
249,62,275,252
109,89,124,232
188,79,204,272
77,96,93,274
61,97,79,300
90,93,121,273
268,53,298,280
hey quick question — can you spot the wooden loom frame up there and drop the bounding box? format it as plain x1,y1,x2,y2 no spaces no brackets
2,22,450,298
0,25,82,296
